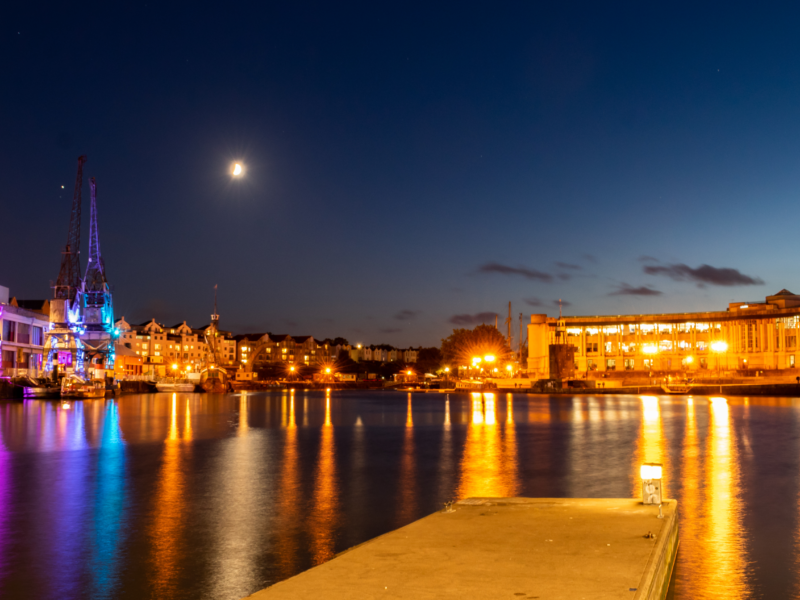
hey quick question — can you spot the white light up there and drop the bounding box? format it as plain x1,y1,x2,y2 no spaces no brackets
232,163,243,176
640,464,662,480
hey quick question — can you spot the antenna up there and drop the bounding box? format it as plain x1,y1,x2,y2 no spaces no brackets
211,284,219,323
559,299,563,319
505,301,512,350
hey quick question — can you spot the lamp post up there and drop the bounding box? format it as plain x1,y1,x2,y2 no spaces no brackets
640,463,663,507
642,344,658,379
710,341,728,377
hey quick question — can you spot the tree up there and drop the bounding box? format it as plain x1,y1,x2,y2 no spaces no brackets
441,324,511,367
416,347,443,373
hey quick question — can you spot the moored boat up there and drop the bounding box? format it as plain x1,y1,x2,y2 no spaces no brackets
12,376,62,399
156,379,196,393
61,375,105,399
661,384,692,394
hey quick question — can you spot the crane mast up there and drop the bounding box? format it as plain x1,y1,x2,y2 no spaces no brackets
54,155,86,301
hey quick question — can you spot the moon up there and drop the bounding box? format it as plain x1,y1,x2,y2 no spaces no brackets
232,163,243,177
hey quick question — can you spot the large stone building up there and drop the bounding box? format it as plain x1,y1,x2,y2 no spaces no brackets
527,289,800,379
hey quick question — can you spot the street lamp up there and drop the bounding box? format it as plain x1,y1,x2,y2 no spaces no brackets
642,344,658,374
640,463,663,506
711,340,728,375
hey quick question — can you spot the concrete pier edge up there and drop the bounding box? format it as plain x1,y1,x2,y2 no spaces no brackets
245,497,680,600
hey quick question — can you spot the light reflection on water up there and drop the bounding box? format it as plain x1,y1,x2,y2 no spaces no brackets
3,392,800,598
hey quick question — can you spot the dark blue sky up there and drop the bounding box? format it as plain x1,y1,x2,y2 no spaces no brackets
3,2,800,346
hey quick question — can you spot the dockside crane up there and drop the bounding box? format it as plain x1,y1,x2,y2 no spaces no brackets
54,155,86,302
46,155,88,377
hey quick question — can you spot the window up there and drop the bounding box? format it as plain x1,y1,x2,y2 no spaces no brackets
643,359,653,369
786,336,797,349
606,359,616,371
791,355,796,368
605,342,614,353
586,342,598,353
32,326,43,346
2,320,16,342
624,358,634,370
700,358,707,369
587,359,596,371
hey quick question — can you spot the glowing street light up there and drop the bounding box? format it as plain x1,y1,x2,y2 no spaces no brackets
640,463,663,506
711,340,728,374
484,355,496,363
710,341,728,353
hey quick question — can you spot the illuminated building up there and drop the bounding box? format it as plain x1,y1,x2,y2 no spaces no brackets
527,289,800,378
0,286,50,377
115,318,237,377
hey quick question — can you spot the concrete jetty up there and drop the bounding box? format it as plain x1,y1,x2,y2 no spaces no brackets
245,497,678,600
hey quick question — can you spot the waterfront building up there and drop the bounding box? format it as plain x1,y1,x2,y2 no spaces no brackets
114,343,143,377
115,317,237,377
354,345,418,364
235,333,318,369
0,286,50,377
527,289,800,379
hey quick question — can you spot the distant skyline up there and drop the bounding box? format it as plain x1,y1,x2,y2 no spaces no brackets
3,2,800,346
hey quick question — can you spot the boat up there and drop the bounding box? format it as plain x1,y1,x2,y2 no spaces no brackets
61,375,106,399
455,380,485,391
12,376,61,399
156,379,196,393
661,384,692,394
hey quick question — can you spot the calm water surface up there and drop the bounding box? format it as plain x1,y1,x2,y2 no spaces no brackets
0,390,798,599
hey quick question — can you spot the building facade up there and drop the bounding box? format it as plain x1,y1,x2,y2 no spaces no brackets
236,334,320,369
115,317,237,377
0,287,50,378
527,289,800,379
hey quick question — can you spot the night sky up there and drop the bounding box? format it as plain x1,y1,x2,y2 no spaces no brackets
3,2,800,347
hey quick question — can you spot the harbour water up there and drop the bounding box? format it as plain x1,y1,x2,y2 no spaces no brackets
0,390,797,599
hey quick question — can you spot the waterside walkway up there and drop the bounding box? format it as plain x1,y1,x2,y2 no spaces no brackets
245,497,678,600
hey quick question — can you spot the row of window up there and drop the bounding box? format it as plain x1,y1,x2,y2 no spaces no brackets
1,321,44,345
586,355,798,370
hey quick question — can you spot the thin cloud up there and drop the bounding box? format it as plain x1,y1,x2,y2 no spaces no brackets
638,255,659,263
610,283,663,296
476,262,553,282
394,309,419,321
552,299,571,307
524,297,543,307
582,254,597,264
643,263,763,286
555,262,582,270
449,312,498,326
380,327,402,334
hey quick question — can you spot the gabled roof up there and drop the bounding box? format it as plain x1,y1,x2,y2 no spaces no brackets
293,336,313,343
774,289,796,296
271,334,291,342
233,332,269,342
